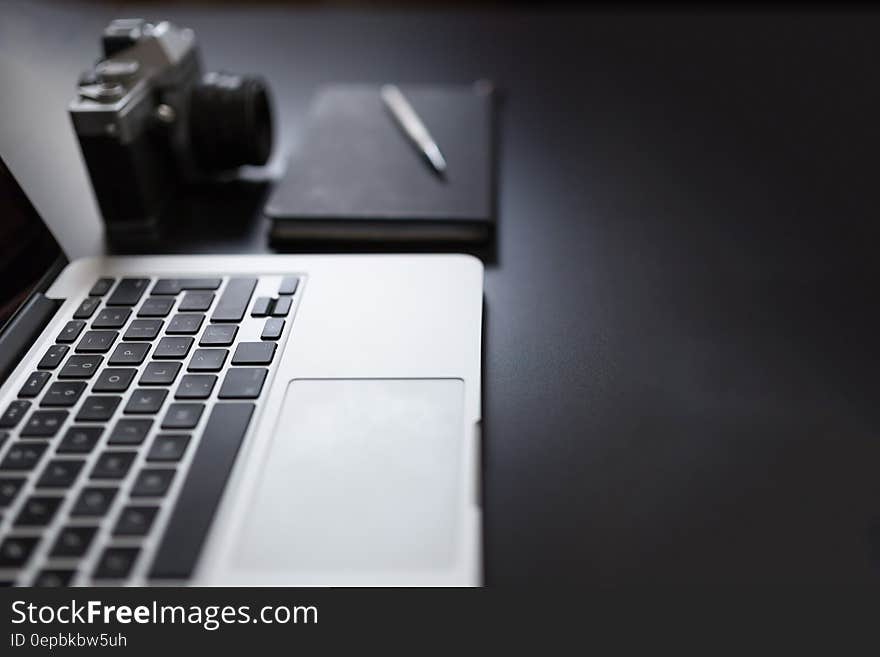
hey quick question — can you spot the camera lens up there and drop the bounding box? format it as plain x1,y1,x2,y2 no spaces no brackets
189,72,273,171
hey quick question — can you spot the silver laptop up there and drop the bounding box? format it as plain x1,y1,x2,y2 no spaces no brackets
0,157,483,586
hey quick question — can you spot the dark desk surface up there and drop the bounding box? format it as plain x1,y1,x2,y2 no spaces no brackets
4,2,880,588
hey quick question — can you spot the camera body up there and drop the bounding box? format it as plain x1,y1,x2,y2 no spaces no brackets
70,19,273,238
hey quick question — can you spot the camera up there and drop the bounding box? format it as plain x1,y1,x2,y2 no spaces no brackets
70,19,274,238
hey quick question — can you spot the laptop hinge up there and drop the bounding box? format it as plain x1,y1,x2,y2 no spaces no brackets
0,292,63,388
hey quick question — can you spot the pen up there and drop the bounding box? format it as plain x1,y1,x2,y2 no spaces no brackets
380,84,447,176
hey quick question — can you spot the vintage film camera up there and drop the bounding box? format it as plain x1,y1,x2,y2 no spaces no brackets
70,19,274,238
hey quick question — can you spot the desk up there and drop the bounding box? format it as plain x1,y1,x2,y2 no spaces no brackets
3,2,880,588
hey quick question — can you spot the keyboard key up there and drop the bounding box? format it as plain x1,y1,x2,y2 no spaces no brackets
199,324,237,346
33,570,75,587
0,477,25,506
71,487,117,517
272,296,292,317
138,297,174,317
50,526,97,557
0,442,48,470
261,318,284,341
152,278,221,295
0,536,39,568
75,330,118,353
21,410,68,437
0,400,31,427
167,313,204,335
150,403,254,579
139,361,181,385
15,495,62,526
108,342,150,365
179,291,215,312
107,278,149,306
108,419,152,445
58,355,102,379
188,348,227,372
36,459,84,488
124,319,163,340
175,374,216,400
40,382,86,407
218,368,267,399
232,342,276,365
154,337,193,359
124,389,167,414
56,320,86,344
19,371,51,398
92,368,136,392
94,547,139,580
212,277,257,322
251,296,273,317
73,297,100,319
147,434,190,462
161,403,204,429
75,396,121,422
92,308,131,329
91,451,136,479
278,276,299,295
114,505,158,536
0,431,7,449
131,468,175,497
89,277,116,296
57,426,103,454
38,344,69,369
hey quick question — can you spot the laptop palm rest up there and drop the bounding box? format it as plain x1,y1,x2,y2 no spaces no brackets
232,378,465,577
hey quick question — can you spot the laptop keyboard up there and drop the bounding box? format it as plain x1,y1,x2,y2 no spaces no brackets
0,275,301,586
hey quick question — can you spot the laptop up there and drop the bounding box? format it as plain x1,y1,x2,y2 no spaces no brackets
0,156,483,586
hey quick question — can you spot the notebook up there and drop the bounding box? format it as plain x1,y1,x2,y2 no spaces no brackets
265,83,496,244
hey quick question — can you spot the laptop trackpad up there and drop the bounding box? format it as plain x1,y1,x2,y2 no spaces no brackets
233,378,465,574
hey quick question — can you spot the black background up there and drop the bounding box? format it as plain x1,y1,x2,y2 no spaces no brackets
0,584,873,651
3,2,880,590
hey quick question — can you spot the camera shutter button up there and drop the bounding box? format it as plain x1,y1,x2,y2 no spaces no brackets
95,59,140,84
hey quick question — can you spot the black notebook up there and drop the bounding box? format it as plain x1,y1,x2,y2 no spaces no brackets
265,83,496,244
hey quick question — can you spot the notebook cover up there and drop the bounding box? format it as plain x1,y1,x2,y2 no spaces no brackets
265,83,495,243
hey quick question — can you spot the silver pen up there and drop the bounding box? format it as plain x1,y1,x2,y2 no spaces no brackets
380,84,447,176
